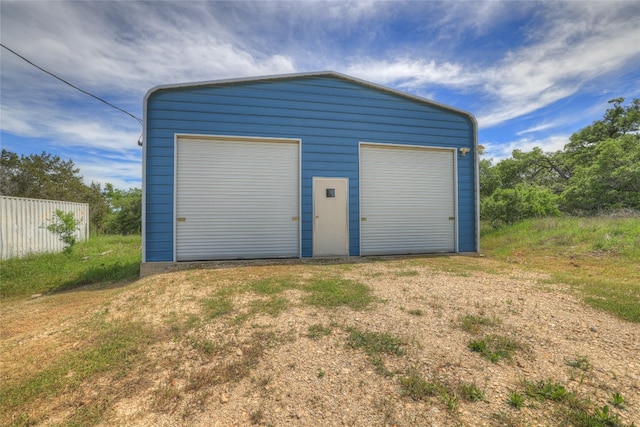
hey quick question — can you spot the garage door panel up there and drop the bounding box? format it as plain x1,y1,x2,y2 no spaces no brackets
361,145,455,255
176,137,299,261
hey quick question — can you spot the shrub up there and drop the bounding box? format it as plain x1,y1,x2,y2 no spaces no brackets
45,210,81,254
481,184,561,227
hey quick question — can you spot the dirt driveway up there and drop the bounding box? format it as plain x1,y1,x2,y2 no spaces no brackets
2,256,639,426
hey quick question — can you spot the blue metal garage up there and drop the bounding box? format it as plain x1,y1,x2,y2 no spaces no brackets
141,71,478,271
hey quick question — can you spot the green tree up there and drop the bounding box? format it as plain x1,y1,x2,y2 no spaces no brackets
561,98,640,213
493,147,570,194
0,150,20,195
562,134,640,212
481,97,640,220
84,182,110,235
104,185,142,235
0,150,85,200
479,158,502,199
0,149,110,233
564,97,640,174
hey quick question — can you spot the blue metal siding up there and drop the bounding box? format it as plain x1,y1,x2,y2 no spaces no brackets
144,75,476,261
456,154,477,252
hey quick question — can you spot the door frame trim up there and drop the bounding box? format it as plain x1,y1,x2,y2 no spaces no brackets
312,176,349,257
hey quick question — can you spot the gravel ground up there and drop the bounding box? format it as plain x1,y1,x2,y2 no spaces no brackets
3,257,639,426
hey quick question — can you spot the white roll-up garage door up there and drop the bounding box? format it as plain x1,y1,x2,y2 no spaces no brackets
175,136,299,261
360,144,456,255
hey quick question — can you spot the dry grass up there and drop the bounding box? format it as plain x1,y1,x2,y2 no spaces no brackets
1,258,638,426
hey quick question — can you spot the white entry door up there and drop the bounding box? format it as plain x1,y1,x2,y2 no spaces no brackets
313,178,349,257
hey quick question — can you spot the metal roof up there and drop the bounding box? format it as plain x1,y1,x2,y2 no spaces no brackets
143,70,476,123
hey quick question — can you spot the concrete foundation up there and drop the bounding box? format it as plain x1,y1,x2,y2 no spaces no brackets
139,253,482,279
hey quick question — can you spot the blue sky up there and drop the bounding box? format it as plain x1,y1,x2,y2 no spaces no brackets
2,1,639,189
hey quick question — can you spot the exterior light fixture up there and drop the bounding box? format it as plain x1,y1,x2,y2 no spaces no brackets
459,147,471,156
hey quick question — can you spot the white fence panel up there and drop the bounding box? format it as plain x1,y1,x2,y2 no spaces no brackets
0,196,89,260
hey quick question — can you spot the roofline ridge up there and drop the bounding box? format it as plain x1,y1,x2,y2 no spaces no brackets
143,70,476,122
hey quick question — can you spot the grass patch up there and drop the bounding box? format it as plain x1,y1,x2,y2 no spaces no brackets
219,290,292,324
370,355,394,377
190,338,221,357
491,411,520,427
483,215,640,259
399,370,440,401
248,276,300,294
412,256,487,276
304,278,375,310
564,401,630,427
398,370,460,412
204,275,375,316
186,331,278,394
458,313,501,335
394,270,420,277
469,334,521,363
565,355,591,372
186,272,375,326
516,379,634,427
524,379,572,402
574,405,624,427
307,324,333,339
204,274,375,323
1,318,153,418
248,296,289,317
507,391,525,409
481,215,640,322
201,296,234,319
458,382,485,402
0,235,141,298
345,327,404,356
65,397,111,427
345,326,403,377
610,392,625,409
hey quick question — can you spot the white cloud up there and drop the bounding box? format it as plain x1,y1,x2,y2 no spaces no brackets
344,2,640,128
346,59,476,89
475,3,640,126
1,1,297,95
1,1,299,187
424,1,535,39
516,120,564,136
483,134,570,161
52,121,141,153
0,104,39,136
77,156,141,189
2,0,639,188
1,95,141,153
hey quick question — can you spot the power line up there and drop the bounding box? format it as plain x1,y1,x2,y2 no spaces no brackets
1,43,143,125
